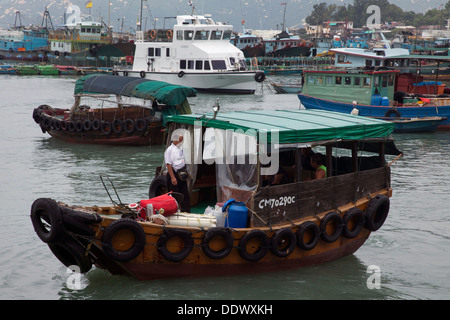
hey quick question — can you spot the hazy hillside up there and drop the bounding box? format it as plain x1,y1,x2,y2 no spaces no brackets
0,0,445,32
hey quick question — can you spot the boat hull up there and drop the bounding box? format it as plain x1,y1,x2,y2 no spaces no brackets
298,93,450,130
33,106,164,146
118,70,263,94
30,187,391,280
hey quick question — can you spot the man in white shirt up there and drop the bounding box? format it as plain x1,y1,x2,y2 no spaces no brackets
164,132,190,212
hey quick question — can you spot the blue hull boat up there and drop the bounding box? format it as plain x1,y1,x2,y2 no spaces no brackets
298,93,450,131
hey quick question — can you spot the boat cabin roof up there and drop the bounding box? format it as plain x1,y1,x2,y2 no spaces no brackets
74,74,197,106
167,109,395,145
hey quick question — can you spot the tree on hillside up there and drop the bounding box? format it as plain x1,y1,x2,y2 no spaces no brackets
304,0,450,28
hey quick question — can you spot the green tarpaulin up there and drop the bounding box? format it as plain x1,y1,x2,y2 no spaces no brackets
167,109,395,145
74,74,197,106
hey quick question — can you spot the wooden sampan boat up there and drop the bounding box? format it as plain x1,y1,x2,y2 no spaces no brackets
30,109,401,280
32,74,196,146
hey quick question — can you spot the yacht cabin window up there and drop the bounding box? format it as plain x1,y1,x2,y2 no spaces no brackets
194,30,210,40
223,30,232,40
148,47,154,57
177,30,183,40
211,30,223,40
184,30,193,40
211,60,226,70
204,61,211,70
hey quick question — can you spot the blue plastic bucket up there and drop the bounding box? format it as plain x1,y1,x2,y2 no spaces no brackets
222,199,248,228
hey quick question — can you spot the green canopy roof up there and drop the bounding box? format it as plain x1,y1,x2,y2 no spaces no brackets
167,109,395,144
74,74,197,106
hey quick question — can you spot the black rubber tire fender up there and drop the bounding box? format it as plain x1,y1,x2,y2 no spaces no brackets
296,221,320,250
75,120,83,132
30,198,64,243
140,70,146,78
238,229,269,262
91,119,101,131
158,229,194,262
124,119,136,134
384,108,401,118
101,218,146,262
270,227,296,257
82,120,92,131
68,121,76,132
48,236,92,273
60,206,102,237
201,227,234,259
135,118,148,132
178,71,185,78
255,71,265,83
111,119,123,134
342,207,365,239
320,211,343,243
148,175,168,198
101,121,112,135
365,195,390,231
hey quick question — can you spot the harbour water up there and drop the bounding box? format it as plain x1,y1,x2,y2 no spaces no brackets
1,75,450,300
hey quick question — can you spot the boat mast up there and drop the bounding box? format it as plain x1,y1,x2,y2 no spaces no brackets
281,3,287,31
139,0,144,31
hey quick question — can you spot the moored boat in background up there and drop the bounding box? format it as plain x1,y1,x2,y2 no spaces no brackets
32,74,196,146
114,14,265,94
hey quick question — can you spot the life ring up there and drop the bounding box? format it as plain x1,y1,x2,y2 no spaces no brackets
124,119,136,134
150,29,157,39
30,198,64,243
178,71,185,78
270,228,296,257
255,72,265,83
342,207,365,239
101,121,112,135
111,119,123,134
320,211,343,243
48,236,93,273
384,108,401,118
201,227,234,259
158,229,194,262
238,229,269,262
101,218,146,262
140,70,146,78
75,120,84,132
135,118,148,132
365,195,390,231
167,30,173,39
91,119,101,131
82,120,92,131
296,221,320,250
148,175,168,198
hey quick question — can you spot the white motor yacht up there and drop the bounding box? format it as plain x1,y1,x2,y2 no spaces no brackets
116,14,265,94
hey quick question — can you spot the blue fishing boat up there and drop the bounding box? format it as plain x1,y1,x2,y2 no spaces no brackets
298,68,450,131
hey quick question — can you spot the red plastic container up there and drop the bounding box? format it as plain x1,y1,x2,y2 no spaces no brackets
140,193,179,218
